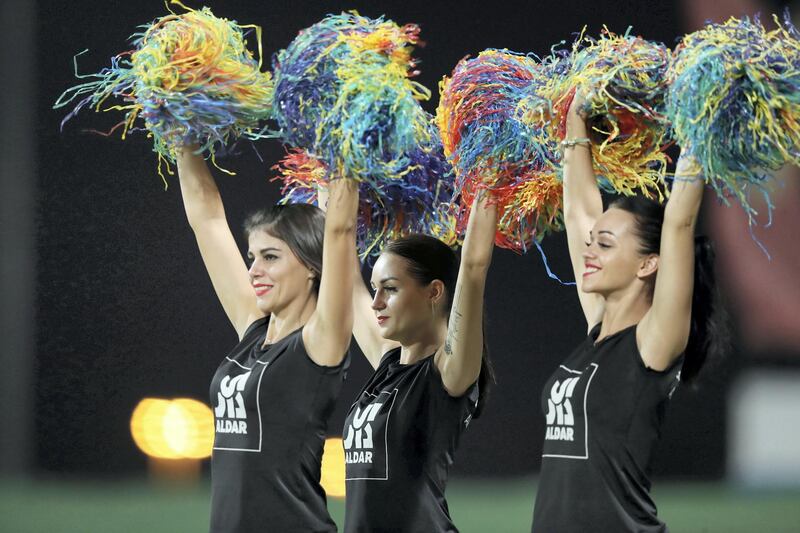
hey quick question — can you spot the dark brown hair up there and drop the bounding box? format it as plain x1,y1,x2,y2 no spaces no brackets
243,204,325,294
383,234,495,417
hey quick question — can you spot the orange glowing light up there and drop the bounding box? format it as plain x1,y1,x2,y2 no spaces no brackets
130,398,214,460
320,437,346,498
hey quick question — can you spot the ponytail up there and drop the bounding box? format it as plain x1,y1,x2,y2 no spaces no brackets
682,236,730,384
474,317,495,419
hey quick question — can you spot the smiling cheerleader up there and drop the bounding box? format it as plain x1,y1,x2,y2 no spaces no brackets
530,87,729,532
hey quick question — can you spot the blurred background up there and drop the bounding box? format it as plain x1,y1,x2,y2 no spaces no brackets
2,0,800,531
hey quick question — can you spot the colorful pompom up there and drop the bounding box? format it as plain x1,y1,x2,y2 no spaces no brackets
55,1,273,182
436,49,563,253
274,119,459,260
271,12,456,258
271,12,431,185
532,28,672,199
666,14,800,220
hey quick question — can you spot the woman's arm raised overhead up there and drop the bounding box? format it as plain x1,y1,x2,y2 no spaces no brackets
176,146,262,339
436,192,496,397
562,91,605,331
318,184,396,369
304,178,360,366
637,151,704,370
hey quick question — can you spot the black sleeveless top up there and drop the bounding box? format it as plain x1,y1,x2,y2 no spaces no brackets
532,324,681,533
209,317,349,533
343,349,478,533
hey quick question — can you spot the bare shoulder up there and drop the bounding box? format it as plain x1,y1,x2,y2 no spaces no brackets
302,312,350,367
635,311,685,371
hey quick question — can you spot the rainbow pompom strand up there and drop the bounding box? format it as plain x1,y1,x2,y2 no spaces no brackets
271,12,431,185
532,28,672,199
666,14,800,220
436,49,563,253
55,2,273,182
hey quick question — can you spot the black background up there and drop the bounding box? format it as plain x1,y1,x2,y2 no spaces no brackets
37,0,728,478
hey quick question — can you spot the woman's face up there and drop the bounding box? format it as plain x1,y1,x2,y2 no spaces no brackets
247,229,315,315
581,207,657,296
369,253,440,345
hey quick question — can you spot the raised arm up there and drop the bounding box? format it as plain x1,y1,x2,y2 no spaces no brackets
176,145,263,339
303,178,359,366
435,193,497,397
563,91,606,330
317,184,397,369
637,151,704,370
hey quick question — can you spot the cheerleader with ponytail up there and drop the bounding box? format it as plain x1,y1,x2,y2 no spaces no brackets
530,89,728,532
341,192,497,532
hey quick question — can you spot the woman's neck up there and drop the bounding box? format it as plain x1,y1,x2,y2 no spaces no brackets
263,294,316,346
598,285,651,342
399,321,448,365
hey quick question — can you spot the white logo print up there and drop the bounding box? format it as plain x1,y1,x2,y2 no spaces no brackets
542,363,598,460
343,403,383,464
345,389,397,480
545,377,580,441
215,371,251,435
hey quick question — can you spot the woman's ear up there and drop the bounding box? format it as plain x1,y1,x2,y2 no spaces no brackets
428,279,446,305
638,254,659,279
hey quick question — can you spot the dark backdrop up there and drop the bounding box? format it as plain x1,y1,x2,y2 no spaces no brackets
36,0,727,478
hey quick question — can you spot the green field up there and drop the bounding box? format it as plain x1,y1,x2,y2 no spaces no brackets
1,477,798,532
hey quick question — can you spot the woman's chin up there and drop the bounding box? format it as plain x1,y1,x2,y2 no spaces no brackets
381,324,411,345
256,299,274,315
581,281,609,298
379,328,398,342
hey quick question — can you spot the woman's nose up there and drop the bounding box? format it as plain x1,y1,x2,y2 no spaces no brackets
248,259,261,278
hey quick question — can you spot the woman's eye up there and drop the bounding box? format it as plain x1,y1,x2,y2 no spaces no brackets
598,243,610,249
263,254,278,261
384,286,397,293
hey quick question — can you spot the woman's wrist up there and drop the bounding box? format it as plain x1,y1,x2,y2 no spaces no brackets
674,153,703,182
561,137,591,150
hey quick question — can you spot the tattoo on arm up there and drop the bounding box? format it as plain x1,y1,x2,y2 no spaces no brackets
444,290,464,356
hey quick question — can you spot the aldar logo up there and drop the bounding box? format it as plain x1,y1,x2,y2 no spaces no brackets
545,376,580,442
343,403,383,464
214,371,250,435
345,389,395,480
542,363,596,460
